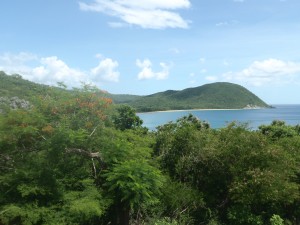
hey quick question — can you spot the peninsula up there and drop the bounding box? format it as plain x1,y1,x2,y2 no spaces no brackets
110,82,270,112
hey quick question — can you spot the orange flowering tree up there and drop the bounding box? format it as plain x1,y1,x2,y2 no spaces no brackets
0,85,115,224
0,83,164,225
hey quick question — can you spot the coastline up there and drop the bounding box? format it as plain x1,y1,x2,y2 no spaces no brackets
137,107,264,114
138,105,300,130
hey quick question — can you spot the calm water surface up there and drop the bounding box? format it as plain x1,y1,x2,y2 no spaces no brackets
138,105,300,130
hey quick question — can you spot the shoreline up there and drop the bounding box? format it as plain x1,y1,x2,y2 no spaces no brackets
137,107,264,114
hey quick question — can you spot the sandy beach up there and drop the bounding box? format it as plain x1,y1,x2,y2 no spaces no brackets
138,108,262,114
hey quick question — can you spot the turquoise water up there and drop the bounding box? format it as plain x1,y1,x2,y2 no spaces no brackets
138,105,300,130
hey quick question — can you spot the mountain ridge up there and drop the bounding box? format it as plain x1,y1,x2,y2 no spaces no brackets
115,82,270,112
0,71,270,112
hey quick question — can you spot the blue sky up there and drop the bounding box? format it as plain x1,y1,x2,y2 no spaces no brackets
1,0,300,104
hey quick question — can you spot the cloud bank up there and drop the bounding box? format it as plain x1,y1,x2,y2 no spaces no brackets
222,58,300,86
0,52,120,88
91,58,120,82
136,59,170,80
79,0,191,29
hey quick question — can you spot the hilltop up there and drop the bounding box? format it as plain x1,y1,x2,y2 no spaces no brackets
0,71,52,99
119,82,270,112
0,72,269,112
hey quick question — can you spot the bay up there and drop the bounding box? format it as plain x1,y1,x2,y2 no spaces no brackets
138,105,300,130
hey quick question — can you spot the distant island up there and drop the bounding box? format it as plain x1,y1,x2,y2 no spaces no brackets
0,71,270,112
110,82,270,112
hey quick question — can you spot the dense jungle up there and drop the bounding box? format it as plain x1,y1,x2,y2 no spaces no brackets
1,77,300,225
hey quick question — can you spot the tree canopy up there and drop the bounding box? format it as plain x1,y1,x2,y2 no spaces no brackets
1,73,300,224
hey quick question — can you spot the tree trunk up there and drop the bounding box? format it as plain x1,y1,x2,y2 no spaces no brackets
114,201,130,225
119,206,130,225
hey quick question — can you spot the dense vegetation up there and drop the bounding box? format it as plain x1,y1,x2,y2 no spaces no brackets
0,72,269,113
0,72,51,100
1,72,300,225
119,82,270,112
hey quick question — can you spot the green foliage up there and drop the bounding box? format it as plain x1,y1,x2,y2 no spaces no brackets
0,83,114,224
2,72,300,224
155,114,210,179
259,120,299,140
158,178,204,224
62,179,110,224
108,93,142,104
0,71,268,113
0,183,109,225
126,82,269,112
0,71,50,101
0,80,163,225
104,159,164,208
227,205,263,225
113,105,143,130
0,204,47,225
270,214,284,225
150,217,179,225
155,117,300,224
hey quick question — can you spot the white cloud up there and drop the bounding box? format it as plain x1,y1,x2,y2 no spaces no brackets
0,52,37,75
205,76,218,82
95,53,104,59
222,58,300,86
35,57,86,87
79,0,191,29
136,59,170,80
0,52,37,65
216,20,238,27
91,58,120,82
216,22,229,27
0,52,120,88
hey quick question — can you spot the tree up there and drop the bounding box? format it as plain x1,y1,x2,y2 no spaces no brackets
113,105,143,130
154,114,210,180
104,159,164,225
270,214,284,225
259,120,298,140
154,118,300,224
0,86,113,224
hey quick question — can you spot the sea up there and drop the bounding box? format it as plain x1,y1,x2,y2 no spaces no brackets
137,105,300,130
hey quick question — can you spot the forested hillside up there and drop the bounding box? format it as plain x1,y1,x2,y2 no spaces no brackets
0,71,52,99
126,82,270,112
1,72,300,225
0,72,269,112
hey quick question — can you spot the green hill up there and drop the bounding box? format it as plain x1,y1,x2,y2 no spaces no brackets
0,71,52,99
0,72,269,112
125,82,270,112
